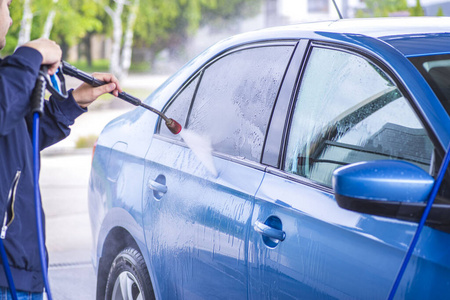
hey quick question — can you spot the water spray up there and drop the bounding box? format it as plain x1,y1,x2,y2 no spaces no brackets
61,61,182,135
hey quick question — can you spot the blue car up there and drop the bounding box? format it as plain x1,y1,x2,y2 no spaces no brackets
88,17,450,299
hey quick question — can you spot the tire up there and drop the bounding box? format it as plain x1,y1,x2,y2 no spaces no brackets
105,247,155,300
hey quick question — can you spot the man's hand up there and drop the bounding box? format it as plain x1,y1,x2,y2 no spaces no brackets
72,73,123,108
23,38,62,75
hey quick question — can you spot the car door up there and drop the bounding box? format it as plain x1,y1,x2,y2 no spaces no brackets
142,43,295,299
249,44,450,299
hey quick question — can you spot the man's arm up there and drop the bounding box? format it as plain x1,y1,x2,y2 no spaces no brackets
25,92,87,150
0,38,62,136
0,47,42,136
1,35,121,147
26,73,122,150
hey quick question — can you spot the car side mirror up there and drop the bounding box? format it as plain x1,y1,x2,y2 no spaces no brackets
332,160,450,228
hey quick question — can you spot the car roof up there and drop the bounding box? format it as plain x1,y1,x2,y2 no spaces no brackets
218,17,450,58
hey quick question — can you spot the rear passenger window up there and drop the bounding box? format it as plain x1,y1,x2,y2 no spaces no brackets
284,47,434,187
160,75,199,138
186,46,294,162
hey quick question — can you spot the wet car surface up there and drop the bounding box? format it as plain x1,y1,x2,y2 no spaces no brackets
88,17,450,299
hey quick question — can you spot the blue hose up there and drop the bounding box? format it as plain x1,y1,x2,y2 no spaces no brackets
387,142,450,299
33,112,53,299
0,239,17,300
0,71,58,299
50,74,59,90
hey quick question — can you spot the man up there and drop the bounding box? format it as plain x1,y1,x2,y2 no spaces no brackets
0,0,122,297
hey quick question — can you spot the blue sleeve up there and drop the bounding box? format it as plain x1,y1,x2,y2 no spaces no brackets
26,89,87,150
0,47,43,136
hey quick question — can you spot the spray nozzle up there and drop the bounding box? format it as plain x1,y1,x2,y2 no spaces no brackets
165,118,182,135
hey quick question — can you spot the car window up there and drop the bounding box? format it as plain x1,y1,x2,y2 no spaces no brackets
284,47,434,187
186,45,294,162
409,54,450,116
159,75,200,138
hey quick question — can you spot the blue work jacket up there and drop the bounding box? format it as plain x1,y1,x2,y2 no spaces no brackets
0,47,86,292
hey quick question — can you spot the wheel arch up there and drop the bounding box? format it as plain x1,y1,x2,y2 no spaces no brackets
95,207,153,299
96,226,141,299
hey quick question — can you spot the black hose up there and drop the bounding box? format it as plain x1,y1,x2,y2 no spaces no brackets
61,61,182,134
62,62,168,120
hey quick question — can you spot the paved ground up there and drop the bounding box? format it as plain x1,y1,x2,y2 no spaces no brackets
41,152,96,299
39,73,168,299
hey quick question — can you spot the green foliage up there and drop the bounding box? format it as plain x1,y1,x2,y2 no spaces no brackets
363,0,408,17
3,0,24,54
201,0,261,25
75,134,98,148
436,7,445,16
69,59,110,73
3,0,262,63
134,0,262,53
30,0,54,39
409,0,424,16
3,0,104,55
50,0,103,46
354,9,367,18
130,61,151,73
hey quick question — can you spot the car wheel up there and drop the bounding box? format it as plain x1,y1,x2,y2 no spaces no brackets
105,247,154,300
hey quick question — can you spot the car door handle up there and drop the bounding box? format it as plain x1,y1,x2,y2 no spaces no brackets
148,179,168,194
254,220,286,241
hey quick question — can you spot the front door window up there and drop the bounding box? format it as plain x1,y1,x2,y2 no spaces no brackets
284,47,434,187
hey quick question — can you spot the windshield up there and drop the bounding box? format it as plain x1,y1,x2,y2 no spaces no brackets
409,54,450,116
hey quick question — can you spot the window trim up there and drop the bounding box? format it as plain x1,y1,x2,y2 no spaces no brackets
153,134,268,172
185,71,204,129
261,39,310,168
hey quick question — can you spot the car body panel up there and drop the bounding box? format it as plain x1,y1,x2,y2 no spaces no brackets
88,108,160,278
384,33,450,57
142,137,263,298
252,170,407,299
250,168,450,299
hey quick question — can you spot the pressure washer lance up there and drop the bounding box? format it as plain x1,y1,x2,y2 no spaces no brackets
61,61,182,135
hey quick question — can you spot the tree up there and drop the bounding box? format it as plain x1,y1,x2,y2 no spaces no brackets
101,0,140,78
2,0,103,58
48,0,103,60
103,0,126,76
133,0,262,69
42,0,59,39
201,0,261,26
17,0,32,46
3,0,262,79
102,0,261,77
363,0,408,17
410,0,424,16
436,7,445,16
8,0,55,49
121,0,140,78
3,0,25,54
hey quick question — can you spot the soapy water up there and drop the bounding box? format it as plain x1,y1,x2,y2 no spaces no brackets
179,129,218,177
